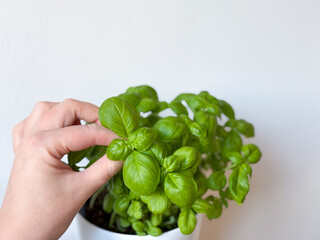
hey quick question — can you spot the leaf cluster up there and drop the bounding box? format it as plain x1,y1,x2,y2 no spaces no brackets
68,85,262,236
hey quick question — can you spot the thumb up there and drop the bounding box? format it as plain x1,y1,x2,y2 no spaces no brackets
77,155,124,197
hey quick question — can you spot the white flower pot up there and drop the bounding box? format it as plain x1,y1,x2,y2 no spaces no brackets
76,212,203,240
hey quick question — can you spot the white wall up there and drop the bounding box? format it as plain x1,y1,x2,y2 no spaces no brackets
0,1,319,239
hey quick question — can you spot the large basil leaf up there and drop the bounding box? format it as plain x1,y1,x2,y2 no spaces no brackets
192,198,213,213
99,97,140,138
178,208,197,235
123,151,160,196
164,172,197,207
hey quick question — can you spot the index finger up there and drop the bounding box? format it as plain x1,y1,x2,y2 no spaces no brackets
32,99,100,132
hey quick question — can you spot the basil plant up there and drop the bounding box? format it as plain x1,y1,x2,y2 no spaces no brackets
68,85,261,236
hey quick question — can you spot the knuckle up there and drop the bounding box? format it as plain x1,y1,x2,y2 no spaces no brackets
33,101,52,112
62,98,77,105
24,132,45,149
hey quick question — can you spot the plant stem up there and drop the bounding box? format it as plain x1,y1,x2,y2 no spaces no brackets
89,185,106,208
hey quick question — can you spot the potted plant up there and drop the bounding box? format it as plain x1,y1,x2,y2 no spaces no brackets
67,85,261,239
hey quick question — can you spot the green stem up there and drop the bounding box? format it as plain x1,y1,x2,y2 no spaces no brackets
109,211,117,229
220,163,238,172
89,185,106,208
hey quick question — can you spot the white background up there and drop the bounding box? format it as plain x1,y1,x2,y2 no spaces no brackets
1,0,320,239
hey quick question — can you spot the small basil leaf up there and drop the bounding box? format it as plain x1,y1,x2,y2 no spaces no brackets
226,152,244,165
102,194,114,214
131,220,146,233
188,122,207,138
241,144,262,164
194,110,217,137
118,93,141,107
221,130,242,159
194,170,208,198
206,199,222,219
178,208,197,235
114,196,130,214
241,162,252,177
68,147,89,166
137,98,158,113
192,198,213,213
86,145,108,166
147,141,168,165
123,151,160,196
107,139,132,160
99,97,140,138
208,171,227,191
169,101,189,116
153,116,187,142
108,172,128,197
164,172,197,207
219,100,235,119
151,214,163,227
163,155,181,173
126,85,158,101
229,165,250,204
127,200,143,219
147,226,162,236
155,101,169,113
173,146,201,171
141,187,172,214
128,127,157,151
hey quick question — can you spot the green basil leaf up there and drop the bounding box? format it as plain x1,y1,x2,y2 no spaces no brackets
107,139,132,161
241,162,252,177
128,190,140,200
118,217,131,228
163,155,181,173
226,152,244,165
229,165,250,204
219,100,235,119
118,93,141,107
169,101,189,116
173,146,201,171
131,220,146,233
108,172,128,197
236,119,254,138
126,85,158,101
153,116,187,142
192,198,213,213
148,141,168,165
141,187,172,214
128,127,157,151
147,226,162,236
178,208,197,235
68,147,89,166
102,194,114,214
155,101,169,113
127,200,143,219
99,97,140,138
188,122,207,138
151,214,163,227
194,170,208,198
114,196,130,214
194,110,217,137
164,172,197,207
206,199,222,219
136,98,158,113
241,143,262,164
86,145,108,167
208,171,227,191
221,130,242,159
123,151,160,196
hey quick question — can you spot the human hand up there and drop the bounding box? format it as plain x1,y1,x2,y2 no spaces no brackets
0,99,123,240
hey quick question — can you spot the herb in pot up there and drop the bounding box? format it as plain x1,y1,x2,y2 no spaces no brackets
68,85,261,236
